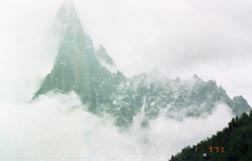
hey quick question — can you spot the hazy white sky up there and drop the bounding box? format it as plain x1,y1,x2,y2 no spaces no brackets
0,1,249,160
0,0,252,104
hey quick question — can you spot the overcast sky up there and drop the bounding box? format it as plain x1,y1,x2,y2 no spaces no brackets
0,0,252,104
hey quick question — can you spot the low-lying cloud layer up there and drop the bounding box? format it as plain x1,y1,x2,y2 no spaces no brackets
0,0,250,160
0,93,233,161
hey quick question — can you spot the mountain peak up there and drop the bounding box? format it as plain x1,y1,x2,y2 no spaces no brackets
59,0,76,15
55,1,83,36
33,3,251,127
192,74,203,82
34,3,123,112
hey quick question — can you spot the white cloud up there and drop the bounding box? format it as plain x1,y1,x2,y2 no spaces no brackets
0,93,233,161
74,0,252,103
0,1,250,159
0,0,251,103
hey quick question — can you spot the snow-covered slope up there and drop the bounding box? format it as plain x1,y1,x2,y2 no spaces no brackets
34,2,251,127
111,74,251,126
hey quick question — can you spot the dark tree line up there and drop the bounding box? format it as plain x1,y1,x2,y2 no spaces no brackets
169,110,252,161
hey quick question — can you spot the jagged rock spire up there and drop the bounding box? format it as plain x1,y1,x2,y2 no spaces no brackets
33,1,250,127
34,2,124,112
55,0,82,35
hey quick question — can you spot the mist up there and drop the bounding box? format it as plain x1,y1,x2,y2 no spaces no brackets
0,0,252,104
0,0,251,160
0,93,233,161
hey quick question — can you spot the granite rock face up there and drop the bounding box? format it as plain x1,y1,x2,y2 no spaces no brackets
34,2,251,127
34,2,125,112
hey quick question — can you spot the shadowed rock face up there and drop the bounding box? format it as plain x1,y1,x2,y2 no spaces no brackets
33,2,125,113
34,2,251,127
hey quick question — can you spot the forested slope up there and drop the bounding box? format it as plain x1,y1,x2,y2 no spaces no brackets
169,110,252,161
